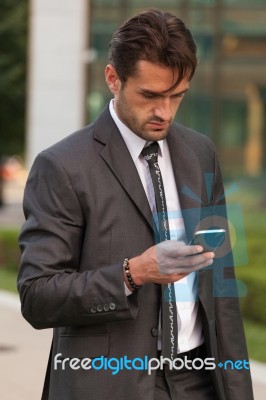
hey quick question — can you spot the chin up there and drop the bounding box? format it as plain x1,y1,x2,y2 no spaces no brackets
145,130,169,142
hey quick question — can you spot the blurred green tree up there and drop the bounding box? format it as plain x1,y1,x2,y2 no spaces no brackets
0,0,28,156
0,0,28,206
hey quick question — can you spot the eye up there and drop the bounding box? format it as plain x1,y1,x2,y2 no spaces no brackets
172,93,185,100
142,92,160,99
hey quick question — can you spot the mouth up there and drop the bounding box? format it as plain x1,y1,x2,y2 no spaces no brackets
147,122,169,130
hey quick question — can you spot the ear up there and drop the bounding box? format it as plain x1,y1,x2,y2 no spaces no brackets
105,64,121,95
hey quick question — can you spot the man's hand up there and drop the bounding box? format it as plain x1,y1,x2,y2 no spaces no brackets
127,240,214,286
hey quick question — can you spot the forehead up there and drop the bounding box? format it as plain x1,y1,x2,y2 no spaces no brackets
127,60,190,93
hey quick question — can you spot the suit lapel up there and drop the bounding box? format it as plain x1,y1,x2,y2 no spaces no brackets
93,107,156,235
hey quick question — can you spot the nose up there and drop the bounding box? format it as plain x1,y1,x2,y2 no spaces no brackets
153,98,172,122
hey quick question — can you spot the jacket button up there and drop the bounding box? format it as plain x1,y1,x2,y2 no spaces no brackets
97,305,103,312
109,303,116,310
151,328,159,337
91,306,97,314
103,304,110,312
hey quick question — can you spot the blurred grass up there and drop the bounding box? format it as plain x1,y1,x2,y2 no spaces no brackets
228,178,266,327
225,177,266,362
0,229,19,293
0,267,18,293
0,229,20,269
244,319,266,363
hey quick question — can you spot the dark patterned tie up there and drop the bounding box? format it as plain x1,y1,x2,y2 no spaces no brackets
141,142,178,360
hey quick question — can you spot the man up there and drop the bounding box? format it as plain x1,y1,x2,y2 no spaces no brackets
18,9,253,400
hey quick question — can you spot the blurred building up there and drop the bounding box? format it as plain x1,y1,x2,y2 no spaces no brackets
26,0,89,167
27,0,266,177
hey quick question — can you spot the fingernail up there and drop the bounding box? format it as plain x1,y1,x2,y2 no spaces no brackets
208,259,213,265
196,246,203,253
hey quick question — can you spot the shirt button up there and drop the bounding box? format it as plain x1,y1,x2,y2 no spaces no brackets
103,304,110,312
151,328,159,337
91,306,97,314
97,305,103,312
109,303,116,310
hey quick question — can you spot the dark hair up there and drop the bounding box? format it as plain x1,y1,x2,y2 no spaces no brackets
108,8,197,87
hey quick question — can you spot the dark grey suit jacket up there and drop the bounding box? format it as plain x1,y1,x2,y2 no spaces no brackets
18,106,253,400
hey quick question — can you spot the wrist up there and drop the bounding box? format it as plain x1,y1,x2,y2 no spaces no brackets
128,257,144,286
123,258,143,292
123,264,133,292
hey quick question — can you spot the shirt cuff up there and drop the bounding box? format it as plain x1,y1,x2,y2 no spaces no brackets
124,282,133,296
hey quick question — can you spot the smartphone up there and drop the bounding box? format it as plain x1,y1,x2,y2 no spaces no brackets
190,229,226,252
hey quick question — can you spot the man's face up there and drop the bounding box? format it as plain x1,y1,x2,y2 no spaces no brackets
105,60,190,141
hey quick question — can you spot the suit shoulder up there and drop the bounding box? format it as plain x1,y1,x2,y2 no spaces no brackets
173,122,215,152
174,123,214,146
40,123,95,161
28,123,99,178
34,106,113,165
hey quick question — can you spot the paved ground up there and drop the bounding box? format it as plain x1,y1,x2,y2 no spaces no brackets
0,176,266,399
0,292,51,400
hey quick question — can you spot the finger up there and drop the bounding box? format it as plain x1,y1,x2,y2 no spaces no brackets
185,257,213,273
157,241,203,258
160,251,214,274
181,251,214,267
171,244,204,258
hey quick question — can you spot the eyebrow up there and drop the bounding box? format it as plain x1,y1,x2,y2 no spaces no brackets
139,87,190,97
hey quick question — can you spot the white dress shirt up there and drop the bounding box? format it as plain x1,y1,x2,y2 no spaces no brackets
109,100,203,353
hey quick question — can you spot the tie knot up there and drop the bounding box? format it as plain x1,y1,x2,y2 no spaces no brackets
141,142,159,165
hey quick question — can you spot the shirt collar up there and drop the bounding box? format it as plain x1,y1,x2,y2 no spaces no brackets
109,100,164,162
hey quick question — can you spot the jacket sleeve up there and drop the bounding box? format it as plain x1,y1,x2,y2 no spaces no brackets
17,151,138,329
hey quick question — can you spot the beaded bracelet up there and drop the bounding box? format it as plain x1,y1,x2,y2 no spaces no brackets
123,258,142,292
